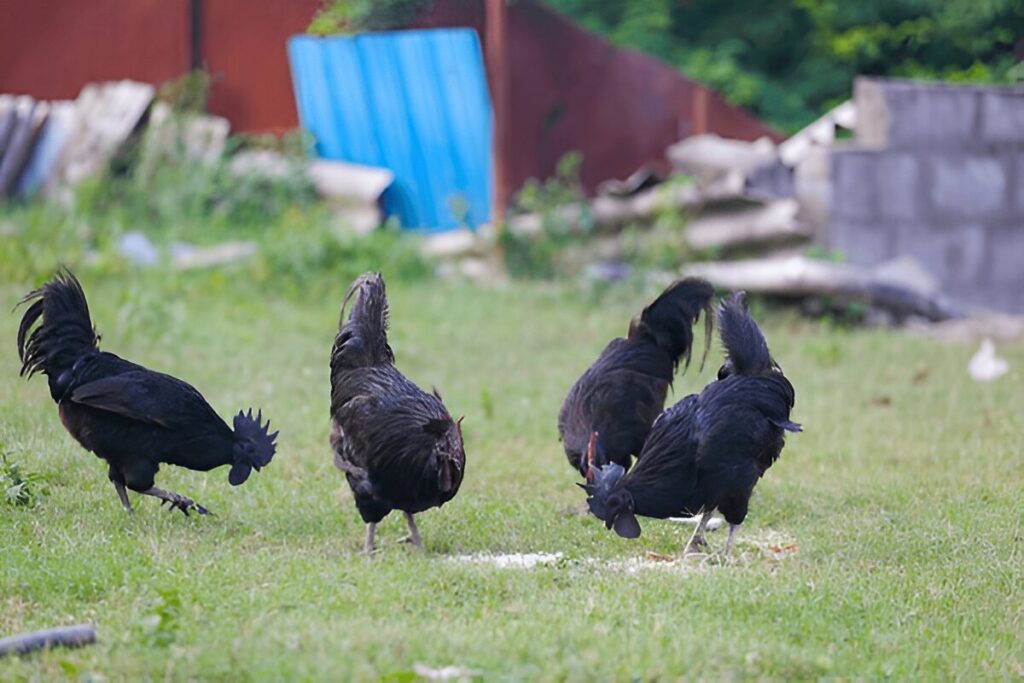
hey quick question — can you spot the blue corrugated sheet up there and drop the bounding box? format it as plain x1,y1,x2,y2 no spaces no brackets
288,29,492,231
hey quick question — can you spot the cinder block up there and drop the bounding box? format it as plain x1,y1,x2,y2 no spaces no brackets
930,156,1006,217
989,224,1024,284
830,150,877,222
829,220,894,266
876,153,918,220
881,83,978,147
898,223,987,284
1015,154,1024,213
980,91,1024,143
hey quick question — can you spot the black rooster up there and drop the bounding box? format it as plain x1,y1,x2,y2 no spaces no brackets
581,292,800,555
558,278,714,477
16,269,277,515
329,273,465,553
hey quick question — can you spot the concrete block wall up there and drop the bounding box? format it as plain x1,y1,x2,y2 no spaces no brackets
829,77,1024,313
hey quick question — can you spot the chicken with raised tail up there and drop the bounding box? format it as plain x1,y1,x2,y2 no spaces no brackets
16,268,277,515
329,273,465,553
581,292,800,556
558,277,715,477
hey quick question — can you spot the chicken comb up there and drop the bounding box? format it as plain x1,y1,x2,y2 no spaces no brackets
234,408,279,467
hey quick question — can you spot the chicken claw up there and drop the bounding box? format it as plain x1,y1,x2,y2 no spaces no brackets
144,487,209,516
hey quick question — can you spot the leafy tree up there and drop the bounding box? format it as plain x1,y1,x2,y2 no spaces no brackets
309,0,1023,131
547,0,1024,132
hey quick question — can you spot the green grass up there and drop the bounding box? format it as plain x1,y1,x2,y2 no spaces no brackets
1,266,1022,681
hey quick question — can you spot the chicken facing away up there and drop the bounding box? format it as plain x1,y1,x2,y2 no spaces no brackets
581,292,800,556
329,273,465,553
558,277,714,477
16,269,277,515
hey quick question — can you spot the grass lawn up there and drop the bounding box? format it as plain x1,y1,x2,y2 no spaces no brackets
1,266,1022,680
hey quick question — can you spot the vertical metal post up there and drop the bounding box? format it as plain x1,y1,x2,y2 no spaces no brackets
189,0,203,71
484,0,509,230
692,86,709,136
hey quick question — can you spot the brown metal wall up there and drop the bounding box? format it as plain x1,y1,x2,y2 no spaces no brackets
0,0,190,100
202,0,321,133
0,0,320,133
0,0,778,195
414,0,780,197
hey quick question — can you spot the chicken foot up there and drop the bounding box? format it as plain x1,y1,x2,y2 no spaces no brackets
396,512,423,549
682,510,713,556
140,487,209,516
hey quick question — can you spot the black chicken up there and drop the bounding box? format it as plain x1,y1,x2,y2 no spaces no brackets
329,273,465,553
581,292,800,555
16,269,277,515
558,277,714,477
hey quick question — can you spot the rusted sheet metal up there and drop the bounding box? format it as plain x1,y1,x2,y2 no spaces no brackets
0,0,319,134
201,0,321,133
412,0,780,200
0,0,190,100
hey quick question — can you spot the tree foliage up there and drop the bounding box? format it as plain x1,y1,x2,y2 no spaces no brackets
547,0,1024,132
308,0,431,35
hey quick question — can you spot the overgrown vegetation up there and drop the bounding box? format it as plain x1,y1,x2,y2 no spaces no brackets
1,446,49,507
545,0,1024,132
0,72,431,292
500,152,592,279
81,73,319,239
500,152,694,279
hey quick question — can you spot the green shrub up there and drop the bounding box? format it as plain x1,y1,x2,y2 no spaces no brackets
1,447,50,507
500,152,592,279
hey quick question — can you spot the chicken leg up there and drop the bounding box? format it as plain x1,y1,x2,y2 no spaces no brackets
683,510,713,556
363,522,377,554
140,487,209,516
114,481,133,513
397,512,423,549
723,523,739,556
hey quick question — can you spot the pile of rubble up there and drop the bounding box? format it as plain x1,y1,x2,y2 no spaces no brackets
0,80,391,238
0,81,154,202
430,98,967,324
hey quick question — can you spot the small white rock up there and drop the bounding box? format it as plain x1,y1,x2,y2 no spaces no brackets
967,338,1008,382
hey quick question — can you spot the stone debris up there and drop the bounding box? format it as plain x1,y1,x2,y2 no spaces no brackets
118,231,159,267
451,552,564,569
967,339,1009,382
171,241,258,270
685,255,959,322
413,664,482,681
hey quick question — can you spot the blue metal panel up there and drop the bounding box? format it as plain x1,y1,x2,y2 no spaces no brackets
288,29,492,231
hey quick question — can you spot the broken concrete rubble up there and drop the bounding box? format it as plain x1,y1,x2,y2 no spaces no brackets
686,199,811,252
170,241,258,270
684,255,959,322
0,81,154,201
144,102,229,169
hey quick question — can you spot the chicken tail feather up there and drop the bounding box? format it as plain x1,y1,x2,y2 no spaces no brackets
331,272,394,370
630,277,715,372
16,267,99,386
718,292,774,375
